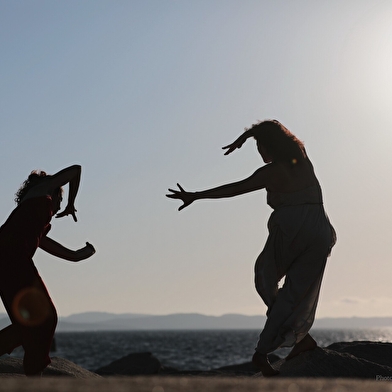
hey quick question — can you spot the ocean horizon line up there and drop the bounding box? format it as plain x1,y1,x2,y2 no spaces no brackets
3,310,392,320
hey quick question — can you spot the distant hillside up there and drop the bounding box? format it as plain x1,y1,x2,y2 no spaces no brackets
56,313,392,331
56,313,267,331
2,312,392,331
313,317,392,329
63,311,153,324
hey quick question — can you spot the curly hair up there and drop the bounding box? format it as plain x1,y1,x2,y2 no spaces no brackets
250,120,306,164
14,170,48,205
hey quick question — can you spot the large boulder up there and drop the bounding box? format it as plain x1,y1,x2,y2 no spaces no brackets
326,341,392,368
0,356,100,378
95,352,161,376
278,345,392,378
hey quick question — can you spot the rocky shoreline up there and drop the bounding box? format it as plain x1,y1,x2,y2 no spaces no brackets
1,341,392,380
1,342,392,392
94,341,392,379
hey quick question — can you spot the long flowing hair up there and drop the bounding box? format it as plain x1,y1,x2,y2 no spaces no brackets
250,120,306,164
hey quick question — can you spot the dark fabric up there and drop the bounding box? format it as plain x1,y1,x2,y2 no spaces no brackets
255,186,336,353
0,196,57,375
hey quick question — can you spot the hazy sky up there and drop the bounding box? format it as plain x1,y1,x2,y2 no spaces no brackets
1,0,392,319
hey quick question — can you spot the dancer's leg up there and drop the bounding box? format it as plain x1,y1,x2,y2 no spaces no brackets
19,281,57,376
254,251,281,315
1,277,57,375
252,352,279,377
0,324,22,356
256,249,327,354
285,333,317,360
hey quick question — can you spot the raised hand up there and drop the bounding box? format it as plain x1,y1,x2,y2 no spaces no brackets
222,132,250,155
166,183,196,211
56,205,78,222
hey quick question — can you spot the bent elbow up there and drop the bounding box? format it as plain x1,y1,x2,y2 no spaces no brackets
70,164,82,173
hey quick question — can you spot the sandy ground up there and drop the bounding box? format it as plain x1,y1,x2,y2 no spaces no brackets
0,376,391,392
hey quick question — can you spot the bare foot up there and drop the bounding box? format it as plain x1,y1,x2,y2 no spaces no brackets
285,333,317,361
252,352,279,377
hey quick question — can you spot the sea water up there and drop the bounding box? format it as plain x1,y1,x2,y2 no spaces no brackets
8,328,392,372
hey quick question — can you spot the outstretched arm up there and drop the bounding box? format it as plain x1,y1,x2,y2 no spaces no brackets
166,166,268,211
39,236,96,262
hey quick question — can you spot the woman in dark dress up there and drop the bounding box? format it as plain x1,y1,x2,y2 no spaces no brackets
0,165,95,375
167,120,336,376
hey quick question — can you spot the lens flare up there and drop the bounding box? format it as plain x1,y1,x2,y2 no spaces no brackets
12,287,51,327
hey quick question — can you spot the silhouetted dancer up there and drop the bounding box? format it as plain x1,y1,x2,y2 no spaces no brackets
167,120,336,377
0,165,96,376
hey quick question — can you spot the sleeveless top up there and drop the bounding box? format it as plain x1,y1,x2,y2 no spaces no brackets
267,184,323,210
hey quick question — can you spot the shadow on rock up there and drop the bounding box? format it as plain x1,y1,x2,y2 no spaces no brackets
326,341,392,368
279,342,392,378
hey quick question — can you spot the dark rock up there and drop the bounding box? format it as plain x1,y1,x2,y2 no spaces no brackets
279,346,392,378
211,354,280,376
19,342,392,380
326,341,392,368
95,352,161,376
46,357,101,377
0,356,100,378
